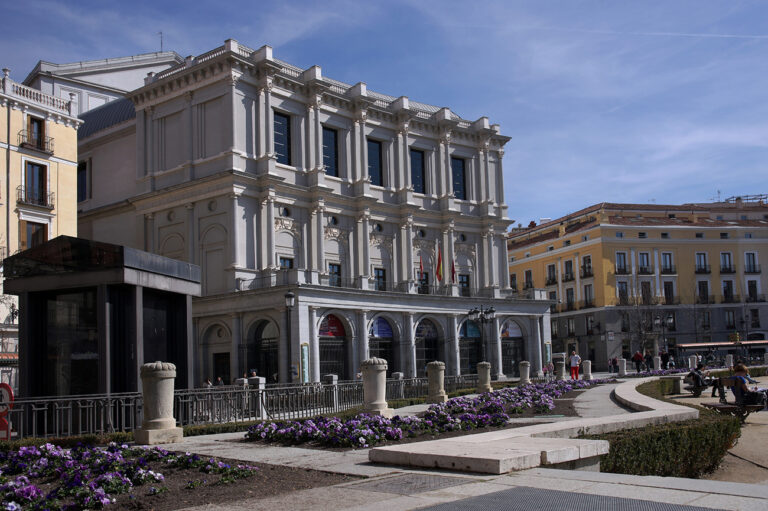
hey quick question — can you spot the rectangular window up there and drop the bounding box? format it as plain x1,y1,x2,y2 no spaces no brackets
546,264,556,285
77,160,88,202
564,260,574,280
616,252,627,273
418,271,429,295
551,320,558,338
720,232,729,239
751,309,760,328
695,252,708,272
524,270,533,288
638,232,647,238
279,257,294,269
663,281,675,304
621,312,630,332
745,233,753,239
615,231,624,238
701,311,710,329
564,239,571,247
695,232,704,238
24,161,47,205
367,139,383,186
722,280,734,301
720,252,733,271
617,281,628,304
641,281,652,304
567,318,575,336
450,157,466,200
745,253,758,273
410,149,425,194
273,112,291,165
548,290,557,301
510,274,517,290
374,268,386,291
725,310,735,329
583,284,594,305
458,274,470,297
638,252,650,273
28,116,45,150
566,288,574,308
661,252,673,272
20,220,47,251
322,127,338,177
328,263,341,287
661,232,669,239
747,280,758,301
698,281,709,303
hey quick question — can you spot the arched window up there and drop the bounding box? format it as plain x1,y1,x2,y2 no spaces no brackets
500,319,525,377
369,317,395,375
415,319,439,377
319,314,348,378
248,320,278,382
459,320,482,375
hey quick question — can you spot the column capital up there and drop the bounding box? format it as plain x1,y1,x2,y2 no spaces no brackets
497,148,505,158
440,129,452,145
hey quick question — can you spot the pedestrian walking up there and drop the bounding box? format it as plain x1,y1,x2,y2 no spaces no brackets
644,350,654,372
632,351,643,374
569,351,581,380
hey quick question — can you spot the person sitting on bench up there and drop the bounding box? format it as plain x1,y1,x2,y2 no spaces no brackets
730,364,767,407
684,363,712,396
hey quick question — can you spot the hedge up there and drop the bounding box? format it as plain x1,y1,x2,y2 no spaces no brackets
583,380,741,477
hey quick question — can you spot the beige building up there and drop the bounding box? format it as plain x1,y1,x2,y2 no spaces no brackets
0,68,81,391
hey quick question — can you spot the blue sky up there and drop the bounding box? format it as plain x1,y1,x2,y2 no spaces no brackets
3,0,768,226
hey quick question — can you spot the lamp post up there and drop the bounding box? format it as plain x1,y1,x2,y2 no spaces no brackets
740,314,749,362
284,291,295,383
468,305,496,371
653,313,674,356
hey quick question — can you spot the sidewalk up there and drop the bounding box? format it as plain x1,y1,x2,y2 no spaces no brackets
163,380,768,511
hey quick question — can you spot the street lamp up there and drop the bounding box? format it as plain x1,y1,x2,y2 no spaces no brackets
653,313,674,357
468,305,496,370
284,291,295,383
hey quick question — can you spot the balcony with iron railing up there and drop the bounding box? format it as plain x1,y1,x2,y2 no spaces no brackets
663,295,679,305
17,185,54,209
745,264,761,274
580,266,593,278
660,265,677,275
581,298,595,309
720,293,740,304
18,129,54,154
561,272,575,282
695,265,711,274
719,265,736,274
545,275,558,286
696,294,715,304
615,266,630,275
637,266,654,275
618,294,630,306
565,300,576,311
523,281,534,290
746,293,766,303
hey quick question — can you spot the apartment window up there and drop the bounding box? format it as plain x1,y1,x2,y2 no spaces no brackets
700,311,711,328
661,252,673,272
668,214,676,219
551,320,558,338
638,252,650,273
615,232,624,238
418,271,429,294
24,161,47,205
586,314,595,333
20,220,47,251
661,232,669,239
641,281,652,304
77,160,90,202
450,157,466,200
582,235,589,241
751,309,761,328
524,270,533,289
510,274,517,290
328,263,341,287
279,257,294,269
582,255,592,276
720,252,733,272
564,260,574,280
565,288,574,308
26,116,46,150
273,112,292,165
567,318,575,336
410,149,425,194
747,280,758,301
698,281,710,303
695,232,704,238
615,252,627,273
322,127,338,177
745,233,753,239
720,232,729,239
722,280,734,301
617,281,628,304
745,253,758,273
547,245,554,251
367,139,383,186
546,264,556,284
548,291,557,301
663,281,675,304
725,310,735,329
621,312,630,332
374,268,387,291
458,274,470,296
638,232,647,239
583,284,594,305
564,240,571,247
695,252,708,272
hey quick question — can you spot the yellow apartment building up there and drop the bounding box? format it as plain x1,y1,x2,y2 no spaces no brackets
507,198,768,370
0,68,81,390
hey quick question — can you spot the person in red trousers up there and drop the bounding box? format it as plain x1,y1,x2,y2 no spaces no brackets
569,350,582,380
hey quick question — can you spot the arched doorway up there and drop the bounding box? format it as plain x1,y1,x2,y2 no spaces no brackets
415,319,439,377
248,320,278,382
369,317,395,375
459,320,482,375
500,319,525,377
319,314,348,379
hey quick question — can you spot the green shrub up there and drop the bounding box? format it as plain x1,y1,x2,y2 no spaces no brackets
0,431,134,452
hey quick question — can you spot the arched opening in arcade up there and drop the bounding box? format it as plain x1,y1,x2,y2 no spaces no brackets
500,319,526,377
247,320,279,383
415,319,439,377
459,320,482,375
319,314,349,379
369,317,395,376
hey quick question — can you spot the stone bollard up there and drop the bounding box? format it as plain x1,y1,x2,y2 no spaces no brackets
581,360,592,380
725,354,734,368
427,361,448,403
248,376,266,420
555,360,566,380
391,372,405,399
476,362,492,393
134,361,183,445
618,358,627,377
653,356,661,371
361,358,393,417
519,361,531,385
689,355,697,370
323,374,339,411
235,377,247,386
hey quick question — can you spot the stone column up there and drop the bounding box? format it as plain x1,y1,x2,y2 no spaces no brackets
555,360,566,381
725,354,734,368
248,376,267,419
447,314,460,376
135,362,183,445
491,316,503,379
519,361,531,385
361,358,393,417
308,306,320,382
618,358,627,376
477,361,492,393
404,312,416,378
357,309,369,370
653,356,661,371
581,360,592,381
427,361,448,403
265,197,276,269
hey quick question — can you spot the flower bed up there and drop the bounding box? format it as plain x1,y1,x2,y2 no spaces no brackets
246,379,613,448
0,442,259,510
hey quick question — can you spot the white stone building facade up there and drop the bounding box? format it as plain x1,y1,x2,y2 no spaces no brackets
78,39,552,385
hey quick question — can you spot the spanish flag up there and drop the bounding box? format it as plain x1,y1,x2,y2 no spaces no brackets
436,240,443,282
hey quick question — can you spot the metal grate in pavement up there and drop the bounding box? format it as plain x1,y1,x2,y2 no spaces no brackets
346,474,476,495
418,486,726,511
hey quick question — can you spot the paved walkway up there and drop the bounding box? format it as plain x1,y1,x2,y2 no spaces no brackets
158,379,768,511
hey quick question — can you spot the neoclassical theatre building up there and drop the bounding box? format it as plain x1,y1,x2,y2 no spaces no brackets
76,39,552,384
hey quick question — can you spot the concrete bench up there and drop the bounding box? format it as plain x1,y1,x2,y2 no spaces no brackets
659,375,685,394
701,402,764,423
